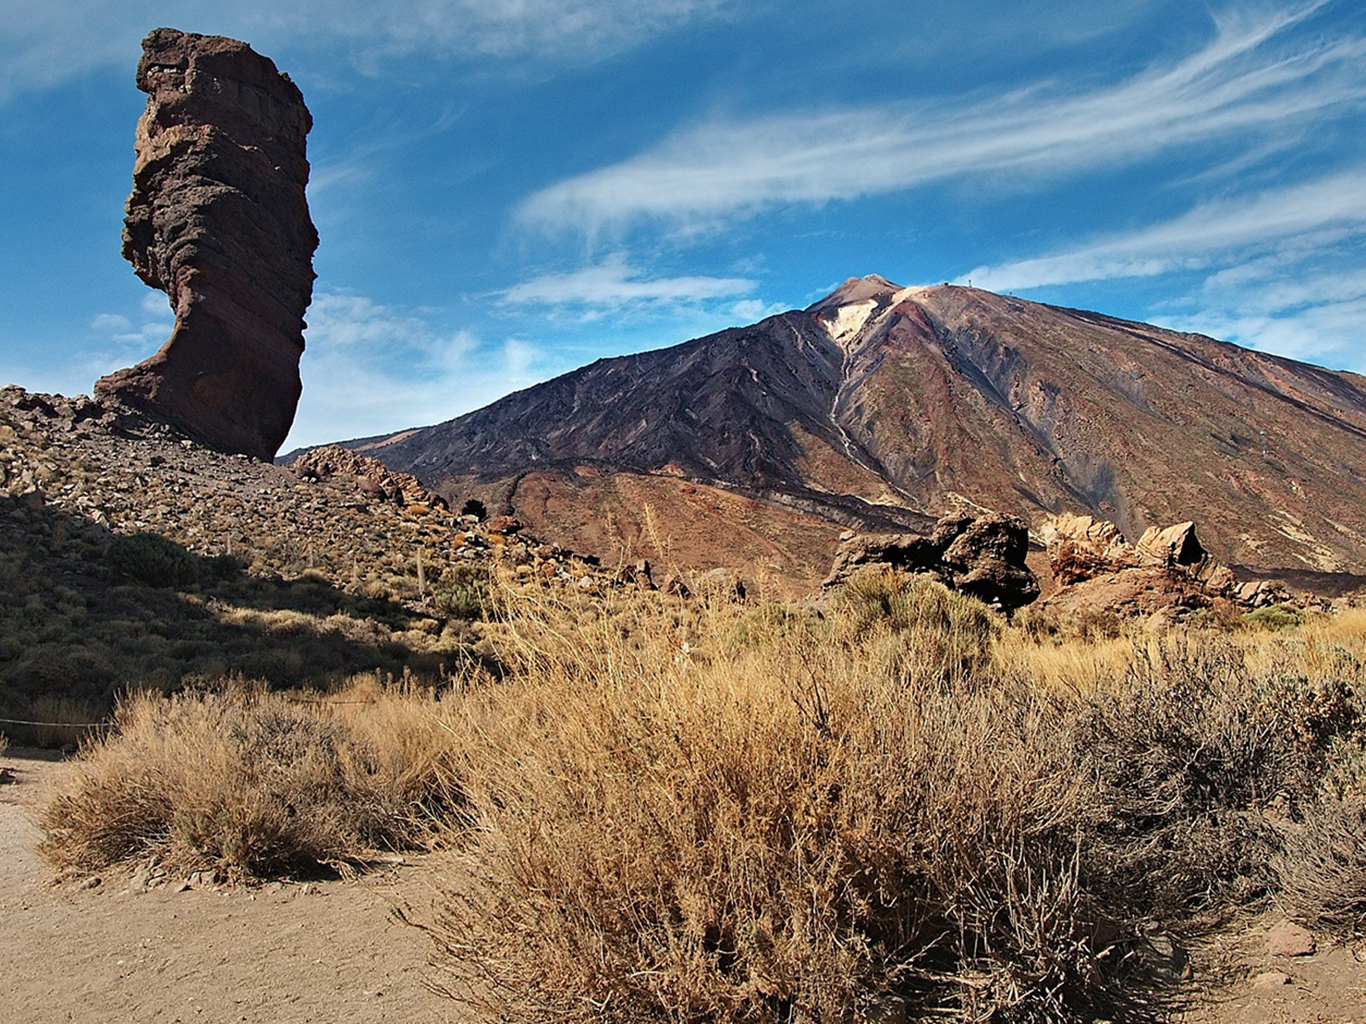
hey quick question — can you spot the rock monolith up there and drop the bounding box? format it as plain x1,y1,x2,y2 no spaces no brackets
95,27,317,460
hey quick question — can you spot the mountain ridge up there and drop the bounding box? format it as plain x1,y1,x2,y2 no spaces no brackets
308,277,1366,590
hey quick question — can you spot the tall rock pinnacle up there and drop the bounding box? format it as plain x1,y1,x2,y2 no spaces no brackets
95,27,318,460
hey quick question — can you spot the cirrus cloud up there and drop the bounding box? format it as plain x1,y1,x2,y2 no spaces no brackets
517,3,1364,235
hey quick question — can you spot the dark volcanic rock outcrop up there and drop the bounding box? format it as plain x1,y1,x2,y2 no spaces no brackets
823,512,1040,611
95,27,317,461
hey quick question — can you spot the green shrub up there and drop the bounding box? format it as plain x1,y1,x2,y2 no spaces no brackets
435,563,496,620
831,570,998,685
204,552,244,582
1245,602,1305,631
721,602,818,651
106,532,199,589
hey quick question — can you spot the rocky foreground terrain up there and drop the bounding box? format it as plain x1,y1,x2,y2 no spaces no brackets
7,376,1359,725
0,384,644,724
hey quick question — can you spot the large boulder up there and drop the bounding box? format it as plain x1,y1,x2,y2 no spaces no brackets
1136,521,1206,567
1043,514,1208,583
1041,512,1139,585
95,28,317,461
824,511,1039,611
1037,513,1297,626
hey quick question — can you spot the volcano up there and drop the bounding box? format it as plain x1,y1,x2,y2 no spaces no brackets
321,277,1366,592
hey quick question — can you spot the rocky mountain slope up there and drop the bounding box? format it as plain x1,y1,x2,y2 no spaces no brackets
0,386,643,722
332,276,1366,589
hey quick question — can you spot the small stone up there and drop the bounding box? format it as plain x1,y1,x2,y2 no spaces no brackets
1251,970,1292,990
1266,920,1316,957
78,876,102,890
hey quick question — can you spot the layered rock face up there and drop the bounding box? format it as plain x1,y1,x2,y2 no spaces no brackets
95,28,317,461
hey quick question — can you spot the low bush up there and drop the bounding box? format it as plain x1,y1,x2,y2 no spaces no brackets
434,562,497,620
1275,800,1366,936
1245,602,1306,631
105,532,199,588
830,570,998,686
1076,639,1308,918
38,682,465,879
435,630,1103,1022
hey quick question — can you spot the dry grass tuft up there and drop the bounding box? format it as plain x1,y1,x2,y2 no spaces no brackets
1275,800,1366,937
38,680,464,879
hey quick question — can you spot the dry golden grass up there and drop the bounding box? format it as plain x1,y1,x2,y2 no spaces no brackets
36,570,1366,1020
415,576,1362,1022
38,678,465,879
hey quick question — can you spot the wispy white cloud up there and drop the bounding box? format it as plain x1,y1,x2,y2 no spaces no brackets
1154,259,1366,365
0,0,729,101
517,4,1365,234
287,290,547,448
76,292,176,378
963,169,1366,291
502,253,755,313
325,0,728,63
960,167,1366,368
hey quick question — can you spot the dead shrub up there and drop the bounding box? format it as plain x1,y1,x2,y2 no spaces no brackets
38,683,464,879
1274,800,1366,937
427,589,1125,1023
1075,639,1305,918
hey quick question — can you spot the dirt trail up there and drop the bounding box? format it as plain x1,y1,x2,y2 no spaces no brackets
0,750,462,1024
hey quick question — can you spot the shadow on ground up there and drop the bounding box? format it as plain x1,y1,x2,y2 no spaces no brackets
0,494,480,741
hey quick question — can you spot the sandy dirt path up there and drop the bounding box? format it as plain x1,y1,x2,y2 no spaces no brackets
1,750,463,1024
5,748,1361,1023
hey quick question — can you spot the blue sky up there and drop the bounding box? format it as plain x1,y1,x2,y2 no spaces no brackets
2,0,1364,449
